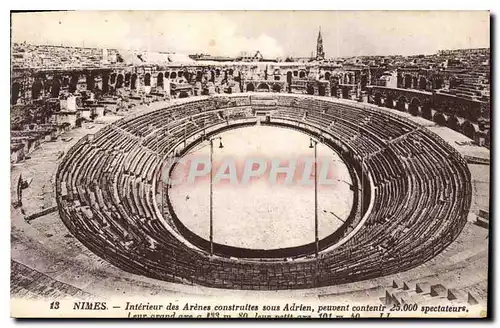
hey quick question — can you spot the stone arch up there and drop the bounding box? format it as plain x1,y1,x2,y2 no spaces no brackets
86,74,95,90
374,93,382,106
11,82,21,105
342,87,349,99
62,77,69,89
246,83,255,92
50,78,61,98
318,84,326,96
404,74,412,88
307,84,315,95
69,75,79,93
385,94,394,108
257,83,270,92
409,98,420,116
325,71,331,81
130,73,137,90
419,76,427,90
434,77,443,89
124,73,131,87
286,71,292,92
157,72,164,88
447,115,460,131
272,84,282,93
171,72,177,79
102,74,109,93
144,73,151,87
360,74,368,89
396,96,407,111
31,78,43,99
110,73,117,84
299,71,306,79
412,76,418,89
421,102,432,120
116,74,124,89
462,120,476,140
433,112,446,126
331,86,338,98
165,71,170,79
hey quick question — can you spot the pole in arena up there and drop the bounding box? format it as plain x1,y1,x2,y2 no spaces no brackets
209,136,224,256
309,137,319,258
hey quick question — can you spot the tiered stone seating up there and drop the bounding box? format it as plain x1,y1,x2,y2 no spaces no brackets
56,94,471,290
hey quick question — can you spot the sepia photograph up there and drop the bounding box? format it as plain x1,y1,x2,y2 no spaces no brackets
9,9,491,319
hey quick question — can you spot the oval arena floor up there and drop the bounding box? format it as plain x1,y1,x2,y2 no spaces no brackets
10,94,488,303
168,125,353,250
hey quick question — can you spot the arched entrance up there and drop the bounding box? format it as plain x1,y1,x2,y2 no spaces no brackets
409,98,420,116
116,74,124,89
287,72,292,92
272,84,282,93
447,115,460,131
86,74,95,90
178,71,184,78
324,72,331,81
144,73,151,87
246,83,255,92
462,120,476,140
50,78,61,98
331,86,338,98
434,77,443,89
396,96,407,111
307,84,315,95
31,78,43,99
102,74,109,93
257,83,270,92
110,73,117,84
130,74,137,90
385,94,394,108
11,82,21,105
171,72,177,79
433,112,446,126
124,73,131,87
299,71,306,79
422,103,432,120
342,87,349,99
69,75,79,93
157,72,164,88
419,76,427,90
318,84,326,96
404,74,412,88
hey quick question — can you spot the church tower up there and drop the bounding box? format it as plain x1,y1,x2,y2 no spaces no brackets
316,27,325,61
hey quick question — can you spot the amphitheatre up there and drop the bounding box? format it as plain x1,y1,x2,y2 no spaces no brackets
10,40,489,312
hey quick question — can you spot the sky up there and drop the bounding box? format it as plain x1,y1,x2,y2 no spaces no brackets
11,11,490,58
